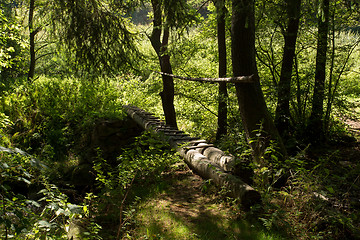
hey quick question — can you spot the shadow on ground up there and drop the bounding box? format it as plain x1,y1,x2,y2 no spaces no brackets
128,166,279,240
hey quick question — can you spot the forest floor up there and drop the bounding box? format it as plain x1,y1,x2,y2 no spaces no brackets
110,118,360,240
122,152,359,239
96,102,360,240
121,163,267,240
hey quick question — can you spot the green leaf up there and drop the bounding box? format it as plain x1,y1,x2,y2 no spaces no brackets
55,208,65,216
26,200,40,208
326,186,335,194
38,220,52,229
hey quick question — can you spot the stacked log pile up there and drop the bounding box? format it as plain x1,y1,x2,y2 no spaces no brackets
123,105,261,208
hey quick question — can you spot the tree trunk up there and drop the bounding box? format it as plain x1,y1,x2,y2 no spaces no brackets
150,0,178,129
215,0,228,140
275,0,301,139
27,0,36,82
231,0,286,161
308,0,330,143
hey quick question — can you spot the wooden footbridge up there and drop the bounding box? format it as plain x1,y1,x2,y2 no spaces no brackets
124,105,261,208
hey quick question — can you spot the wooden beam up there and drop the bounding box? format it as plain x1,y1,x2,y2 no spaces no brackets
123,105,261,208
156,71,257,84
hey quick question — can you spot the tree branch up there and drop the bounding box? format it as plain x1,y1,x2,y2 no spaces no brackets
156,71,257,83
175,92,218,117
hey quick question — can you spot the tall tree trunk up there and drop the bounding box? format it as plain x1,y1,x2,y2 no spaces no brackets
215,0,228,140
160,27,178,129
150,0,178,129
324,6,335,135
231,0,286,161
27,0,36,82
275,0,301,139
308,0,330,143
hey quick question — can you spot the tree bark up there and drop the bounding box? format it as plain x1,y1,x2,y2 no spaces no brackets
215,0,228,140
150,0,178,129
231,0,286,161
308,0,330,143
275,0,301,139
27,0,36,82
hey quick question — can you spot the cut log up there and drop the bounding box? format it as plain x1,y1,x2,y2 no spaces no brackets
123,105,261,207
179,148,261,208
195,143,236,172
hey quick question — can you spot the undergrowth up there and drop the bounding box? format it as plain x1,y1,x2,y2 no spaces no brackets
1,73,360,239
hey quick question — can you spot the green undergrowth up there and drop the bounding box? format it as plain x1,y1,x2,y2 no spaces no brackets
84,130,284,240
121,175,285,240
1,75,360,239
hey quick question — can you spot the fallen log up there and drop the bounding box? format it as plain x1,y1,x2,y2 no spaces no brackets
179,148,261,208
123,105,261,207
195,142,236,172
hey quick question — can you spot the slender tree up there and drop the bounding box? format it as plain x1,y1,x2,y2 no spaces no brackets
231,0,286,161
274,0,302,139
148,0,198,129
149,0,177,129
27,0,38,82
308,0,330,143
215,0,228,140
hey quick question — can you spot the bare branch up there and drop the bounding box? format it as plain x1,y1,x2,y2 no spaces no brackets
155,71,257,83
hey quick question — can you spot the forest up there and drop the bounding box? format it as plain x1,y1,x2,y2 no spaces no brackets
1,0,360,239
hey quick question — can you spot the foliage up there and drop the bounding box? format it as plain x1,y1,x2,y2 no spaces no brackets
0,149,98,239
1,76,126,160
52,0,140,75
89,130,180,239
0,5,27,81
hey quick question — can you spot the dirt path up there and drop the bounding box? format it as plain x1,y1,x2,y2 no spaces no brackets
345,118,360,136
125,164,261,240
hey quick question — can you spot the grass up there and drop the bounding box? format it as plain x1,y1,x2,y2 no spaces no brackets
119,163,286,240
102,134,360,240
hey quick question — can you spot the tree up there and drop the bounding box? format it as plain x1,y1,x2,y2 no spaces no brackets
148,0,199,129
231,0,286,161
52,0,139,75
27,0,52,81
308,0,330,143
274,0,302,139
149,0,178,129
214,0,228,140
27,0,38,82
324,1,360,134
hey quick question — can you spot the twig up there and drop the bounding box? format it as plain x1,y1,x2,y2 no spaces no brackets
197,0,211,13
116,172,137,240
346,174,359,194
175,92,218,117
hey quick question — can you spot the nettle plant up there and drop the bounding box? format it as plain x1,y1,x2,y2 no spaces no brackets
0,150,90,239
91,130,180,238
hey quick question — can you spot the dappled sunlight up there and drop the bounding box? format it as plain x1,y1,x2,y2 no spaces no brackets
128,169,271,240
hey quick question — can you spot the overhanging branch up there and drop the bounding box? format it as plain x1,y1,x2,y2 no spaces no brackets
155,71,257,84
